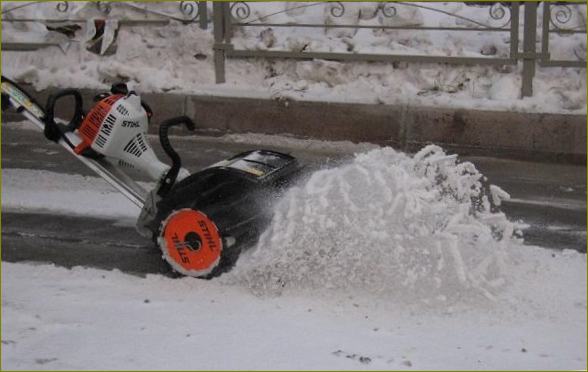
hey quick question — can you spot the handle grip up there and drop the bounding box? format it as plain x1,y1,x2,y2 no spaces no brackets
157,116,195,197
1,93,10,112
44,89,84,144
108,82,153,121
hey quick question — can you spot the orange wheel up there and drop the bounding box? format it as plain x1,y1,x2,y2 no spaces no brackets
158,208,223,277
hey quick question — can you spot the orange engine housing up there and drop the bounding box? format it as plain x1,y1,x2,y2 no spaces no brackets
74,94,124,154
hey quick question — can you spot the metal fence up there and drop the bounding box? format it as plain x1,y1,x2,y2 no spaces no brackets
212,1,586,97
1,1,208,51
540,1,586,68
2,1,586,98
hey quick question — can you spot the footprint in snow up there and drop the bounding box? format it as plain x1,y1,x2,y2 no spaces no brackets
332,349,372,364
35,358,58,365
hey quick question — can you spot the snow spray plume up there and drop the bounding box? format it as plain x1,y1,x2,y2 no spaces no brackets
225,145,522,305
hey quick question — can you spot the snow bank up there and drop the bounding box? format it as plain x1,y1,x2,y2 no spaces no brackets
226,145,522,306
1,1,585,113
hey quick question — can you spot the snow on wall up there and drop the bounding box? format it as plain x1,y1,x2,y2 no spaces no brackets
1,1,586,113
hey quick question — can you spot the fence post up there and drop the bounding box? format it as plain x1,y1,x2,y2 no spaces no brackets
213,2,226,83
521,2,538,97
224,2,233,41
198,1,208,30
509,2,519,60
540,2,551,64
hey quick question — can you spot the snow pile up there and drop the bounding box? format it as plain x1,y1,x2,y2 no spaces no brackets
2,19,218,92
227,145,520,305
1,1,585,113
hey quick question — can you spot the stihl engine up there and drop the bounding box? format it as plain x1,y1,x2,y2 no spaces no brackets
75,90,173,180
1,76,299,278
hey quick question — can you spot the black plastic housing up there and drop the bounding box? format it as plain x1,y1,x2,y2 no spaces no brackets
153,149,300,277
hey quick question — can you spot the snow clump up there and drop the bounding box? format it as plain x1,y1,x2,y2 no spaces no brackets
227,145,521,305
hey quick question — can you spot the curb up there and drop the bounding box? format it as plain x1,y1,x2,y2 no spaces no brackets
3,84,586,164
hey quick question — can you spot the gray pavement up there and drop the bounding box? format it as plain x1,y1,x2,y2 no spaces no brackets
2,122,586,276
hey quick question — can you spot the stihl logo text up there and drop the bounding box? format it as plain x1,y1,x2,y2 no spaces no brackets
172,233,190,264
122,120,140,128
198,220,218,251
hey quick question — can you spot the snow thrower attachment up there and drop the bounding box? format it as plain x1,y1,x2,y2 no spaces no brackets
2,76,300,278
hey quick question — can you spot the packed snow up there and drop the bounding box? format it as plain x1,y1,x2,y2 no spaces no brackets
2,248,586,370
1,1,586,113
1,168,141,219
2,142,586,370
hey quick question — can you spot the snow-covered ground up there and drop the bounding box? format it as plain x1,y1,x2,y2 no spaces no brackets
2,168,141,220
1,1,586,113
2,140,586,370
2,250,586,370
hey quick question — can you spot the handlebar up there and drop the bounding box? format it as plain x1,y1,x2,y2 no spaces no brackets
44,89,84,146
157,116,195,197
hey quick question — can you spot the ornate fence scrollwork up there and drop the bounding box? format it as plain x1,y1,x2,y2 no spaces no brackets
488,3,512,28
328,2,345,18
230,2,251,21
55,1,69,13
378,3,398,18
540,1,586,69
2,1,207,25
550,3,574,31
233,1,515,30
179,1,200,22
489,2,507,20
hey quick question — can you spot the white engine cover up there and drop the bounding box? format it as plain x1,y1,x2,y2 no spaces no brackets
90,93,169,181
